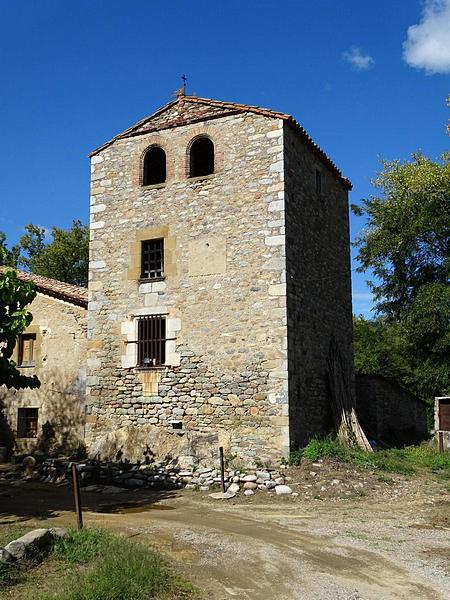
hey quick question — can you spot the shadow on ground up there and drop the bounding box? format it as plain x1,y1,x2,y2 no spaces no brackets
0,477,179,523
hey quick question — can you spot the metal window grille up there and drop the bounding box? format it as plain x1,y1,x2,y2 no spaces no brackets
19,334,36,367
141,239,164,279
137,315,166,367
17,407,39,438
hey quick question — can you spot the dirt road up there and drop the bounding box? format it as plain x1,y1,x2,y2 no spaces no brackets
1,469,449,599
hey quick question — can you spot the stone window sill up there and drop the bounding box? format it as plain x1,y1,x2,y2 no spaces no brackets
134,366,167,371
187,174,215,184
141,183,166,191
138,276,166,284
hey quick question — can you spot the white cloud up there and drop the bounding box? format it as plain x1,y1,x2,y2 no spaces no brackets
342,47,375,71
403,0,450,74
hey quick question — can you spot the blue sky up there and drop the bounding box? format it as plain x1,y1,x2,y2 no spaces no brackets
0,0,449,316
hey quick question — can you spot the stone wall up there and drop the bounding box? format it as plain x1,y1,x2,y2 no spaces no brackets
1,293,87,454
356,374,428,446
86,109,289,465
284,123,354,448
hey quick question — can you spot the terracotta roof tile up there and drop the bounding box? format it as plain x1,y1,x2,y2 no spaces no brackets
0,267,88,308
90,94,351,190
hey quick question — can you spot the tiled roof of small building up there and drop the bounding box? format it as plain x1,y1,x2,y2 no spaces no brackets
90,93,352,190
0,267,88,308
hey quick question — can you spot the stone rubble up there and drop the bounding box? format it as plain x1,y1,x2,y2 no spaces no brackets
37,457,292,496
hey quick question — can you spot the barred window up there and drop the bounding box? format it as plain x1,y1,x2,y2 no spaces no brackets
141,239,164,280
18,334,36,367
137,315,166,367
17,407,39,438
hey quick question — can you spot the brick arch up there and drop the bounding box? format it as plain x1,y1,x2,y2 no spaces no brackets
132,135,174,186
182,127,223,178
139,143,166,186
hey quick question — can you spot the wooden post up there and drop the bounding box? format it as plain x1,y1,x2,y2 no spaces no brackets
219,446,226,493
438,431,444,454
71,464,83,529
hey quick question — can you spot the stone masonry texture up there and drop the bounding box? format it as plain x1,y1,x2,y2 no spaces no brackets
85,95,353,466
2,292,87,454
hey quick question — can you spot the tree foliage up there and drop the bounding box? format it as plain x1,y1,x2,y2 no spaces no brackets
0,256,40,390
353,153,450,319
0,232,20,268
19,220,89,287
0,220,89,287
353,148,450,402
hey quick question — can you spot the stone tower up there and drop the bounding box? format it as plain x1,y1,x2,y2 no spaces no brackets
85,93,353,466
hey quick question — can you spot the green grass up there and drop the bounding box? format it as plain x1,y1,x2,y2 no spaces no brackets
52,528,113,564
41,528,197,600
0,527,198,599
288,437,450,477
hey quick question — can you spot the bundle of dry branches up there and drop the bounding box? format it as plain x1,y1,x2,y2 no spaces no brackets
327,336,373,452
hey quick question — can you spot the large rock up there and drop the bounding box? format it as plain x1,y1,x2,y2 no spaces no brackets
275,485,293,495
4,528,53,560
243,481,257,490
227,482,240,494
209,491,235,500
4,540,26,560
0,548,14,563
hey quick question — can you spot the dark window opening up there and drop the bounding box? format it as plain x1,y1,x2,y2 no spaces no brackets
315,169,322,194
142,147,166,186
171,421,183,430
18,334,36,367
137,315,166,367
141,239,164,279
189,137,214,177
439,399,450,431
17,407,39,438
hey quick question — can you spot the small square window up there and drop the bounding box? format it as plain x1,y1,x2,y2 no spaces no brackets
17,408,39,438
18,334,36,367
315,170,322,195
137,315,166,367
141,239,164,280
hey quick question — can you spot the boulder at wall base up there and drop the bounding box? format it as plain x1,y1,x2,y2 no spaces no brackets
88,424,231,465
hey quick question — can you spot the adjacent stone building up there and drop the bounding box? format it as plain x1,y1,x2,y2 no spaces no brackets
85,93,353,466
0,271,88,455
356,374,428,447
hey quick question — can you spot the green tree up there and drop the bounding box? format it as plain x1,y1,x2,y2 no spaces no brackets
353,153,450,319
0,232,20,268
353,315,412,384
353,147,450,402
0,256,40,390
20,220,89,287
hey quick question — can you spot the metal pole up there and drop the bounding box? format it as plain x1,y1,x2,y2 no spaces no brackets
438,431,444,454
71,464,83,529
219,446,226,493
